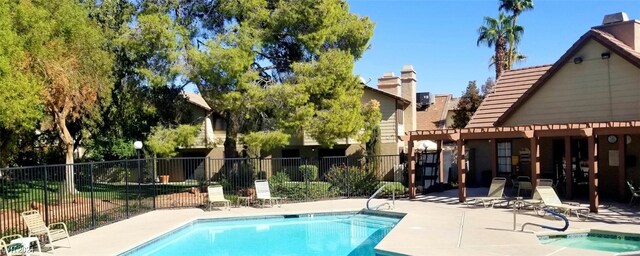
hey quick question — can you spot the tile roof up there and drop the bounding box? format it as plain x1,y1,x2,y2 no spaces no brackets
183,92,211,111
447,98,459,111
364,86,411,106
466,65,552,128
416,94,451,130
495,29,640,125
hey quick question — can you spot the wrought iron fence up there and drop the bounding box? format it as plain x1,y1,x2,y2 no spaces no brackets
0,155,405,237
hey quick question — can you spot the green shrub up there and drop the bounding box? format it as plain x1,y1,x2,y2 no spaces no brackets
325,165,379,197
271,181,337,200
268,172,291,196
378,182,405,197
299,165,318,181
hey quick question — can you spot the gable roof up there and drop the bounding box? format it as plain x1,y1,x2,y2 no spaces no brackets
466,65,552,128
364,86,411,106
183,92,211,111
494,29,640,126
417,94,451,130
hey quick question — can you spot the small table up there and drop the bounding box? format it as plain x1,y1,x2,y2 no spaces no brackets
237,196,253,207
10,237,41,256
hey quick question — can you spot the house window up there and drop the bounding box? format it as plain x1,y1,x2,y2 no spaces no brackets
497,142,512,175
281,149,300,158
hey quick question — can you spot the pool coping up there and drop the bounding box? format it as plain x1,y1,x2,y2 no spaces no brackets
117,209,406,256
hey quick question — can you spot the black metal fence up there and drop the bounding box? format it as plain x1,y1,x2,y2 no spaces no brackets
0,155,405,237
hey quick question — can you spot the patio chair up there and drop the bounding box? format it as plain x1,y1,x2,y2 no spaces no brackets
21,210,70,252
536,186,590,220
255,180,283,207
1,234,25,256
465,177,506,208
207,185,230,211
628,181,640,205
537,179,554,187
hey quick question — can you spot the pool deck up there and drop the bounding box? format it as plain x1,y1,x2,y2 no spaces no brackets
46,188,639,256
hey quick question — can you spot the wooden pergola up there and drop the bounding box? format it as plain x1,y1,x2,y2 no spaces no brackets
407,121,640,213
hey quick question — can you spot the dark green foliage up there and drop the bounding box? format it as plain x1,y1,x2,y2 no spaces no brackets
452,81,483,128
325,165,379,197
299,165,318,181
378,182,406,197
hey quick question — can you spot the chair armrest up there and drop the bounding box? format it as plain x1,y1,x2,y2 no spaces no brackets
49,222,68,232
565,202,581,206
1,234,23,243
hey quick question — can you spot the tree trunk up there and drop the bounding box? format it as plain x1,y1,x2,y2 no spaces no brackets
55,114,77,193
223,111,239,159
495,37,507,80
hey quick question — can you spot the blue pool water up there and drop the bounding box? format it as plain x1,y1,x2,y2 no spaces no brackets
539,233,640,253
120,212,403,256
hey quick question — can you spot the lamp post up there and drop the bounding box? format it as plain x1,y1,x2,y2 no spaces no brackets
134,141,143,208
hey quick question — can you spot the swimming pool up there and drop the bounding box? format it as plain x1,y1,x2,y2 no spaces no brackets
119,211,403,256
539,232,640,253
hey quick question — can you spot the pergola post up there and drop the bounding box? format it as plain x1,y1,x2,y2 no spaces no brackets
564,136,573,199
530,136,540,188
617,134,626,201
588,135,599,213
438,140,444,183
457,139,466,202
408,137,416,199
490,139,497,178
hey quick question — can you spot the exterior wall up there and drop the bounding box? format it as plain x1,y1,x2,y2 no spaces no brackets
466,140,491,187
401,66,417,132
504,40,640,126
597,134,640,198
362,89,399,144
445,110,455,128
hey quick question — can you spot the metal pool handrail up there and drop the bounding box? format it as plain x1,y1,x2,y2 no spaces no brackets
521,208,569,232
366,184,395,211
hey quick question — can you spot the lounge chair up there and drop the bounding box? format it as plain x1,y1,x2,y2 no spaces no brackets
255,180,283,207
536,186,590,220
628,181,640,205
537,179,554,187
21,210,70,252
465,177,506,208
207,185,230,211
1,234,25,256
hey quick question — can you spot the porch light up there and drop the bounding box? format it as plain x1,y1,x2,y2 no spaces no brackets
134,141,143,150
573,57,583,64
601,52,611,59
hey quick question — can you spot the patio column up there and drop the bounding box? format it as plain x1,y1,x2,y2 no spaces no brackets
408,137,416,199
530,136,540,188
490,139,497,178
457,139,466,202
564,136,573,199
618,134,626,201
588,135,599,213
438,140,444,183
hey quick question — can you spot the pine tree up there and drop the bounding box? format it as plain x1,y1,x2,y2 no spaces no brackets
452,81,483,128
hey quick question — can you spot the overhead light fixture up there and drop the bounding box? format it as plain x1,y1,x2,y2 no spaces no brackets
573,57,583,64
601,52,611,59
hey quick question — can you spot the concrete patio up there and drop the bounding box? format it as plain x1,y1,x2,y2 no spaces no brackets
43,188,639,256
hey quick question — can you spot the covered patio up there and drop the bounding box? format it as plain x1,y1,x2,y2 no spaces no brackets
407,121,640,212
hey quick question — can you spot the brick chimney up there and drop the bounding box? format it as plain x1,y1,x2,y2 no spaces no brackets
401,65,417,132
377,72,401,96
592,12,640,50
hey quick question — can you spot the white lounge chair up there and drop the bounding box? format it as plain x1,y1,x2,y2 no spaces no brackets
465,177,506,208
255,180,283,207
207,185,230,211
536,186,590,220
21,210,70,252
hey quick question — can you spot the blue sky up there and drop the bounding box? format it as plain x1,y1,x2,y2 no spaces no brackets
349,0,639,96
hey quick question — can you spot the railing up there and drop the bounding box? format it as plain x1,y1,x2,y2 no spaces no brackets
0,155,405,237
366,183,394,211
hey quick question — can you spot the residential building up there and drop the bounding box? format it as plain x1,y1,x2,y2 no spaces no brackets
408,12,640,212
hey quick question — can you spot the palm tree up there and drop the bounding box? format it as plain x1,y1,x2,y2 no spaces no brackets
477,13,519,80
499,0,534,69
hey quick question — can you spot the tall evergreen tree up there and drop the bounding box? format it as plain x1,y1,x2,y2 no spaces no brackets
452,81,483,129
481,77,496,97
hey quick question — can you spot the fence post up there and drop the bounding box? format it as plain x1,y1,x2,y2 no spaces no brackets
137,158,142,209
152,158,156,210
43,166,50,225
346,157,351,198
90,163,96,229
125,161,129,218
304,158,309,201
